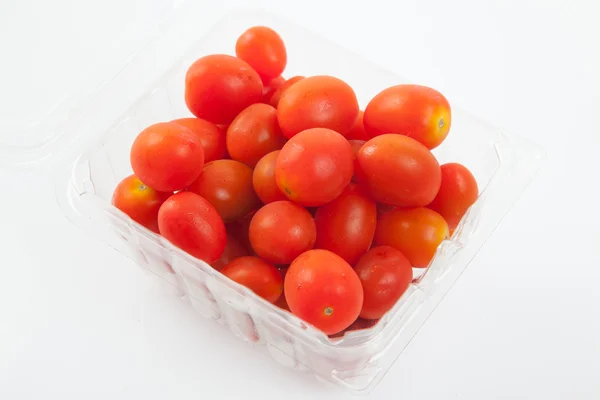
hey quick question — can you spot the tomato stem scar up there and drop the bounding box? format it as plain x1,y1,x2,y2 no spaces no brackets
438,119,445,129
324,307,333,316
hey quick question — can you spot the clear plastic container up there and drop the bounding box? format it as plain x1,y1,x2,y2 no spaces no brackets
0,5,543,395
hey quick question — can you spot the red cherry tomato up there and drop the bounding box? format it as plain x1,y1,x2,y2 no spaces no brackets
275,128,354,207
345,111,369,141
277,75,359,138
363,84,451,149
221,256,283,303
354,246,413,319
212,234,249,271
158,192,226,263
253,150,287,204
235,26,287,82
284,249,363,335
171,117,226,163
427,163,479,230
262,75,285,103
374,207,449,268
314,184,377,265
111,175,171,233
356,134,441,207
249,201,316,264
185,54,263,125
226,103,286,167
187,160,260,223
348,139,366,183
130,122,205,192
269,75,304,108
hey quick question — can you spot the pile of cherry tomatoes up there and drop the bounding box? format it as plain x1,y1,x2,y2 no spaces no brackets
112,26,479,336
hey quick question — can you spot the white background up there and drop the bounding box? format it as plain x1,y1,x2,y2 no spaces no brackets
1,0,599,399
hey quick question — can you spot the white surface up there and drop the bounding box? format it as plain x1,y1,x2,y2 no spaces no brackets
1,0,599,398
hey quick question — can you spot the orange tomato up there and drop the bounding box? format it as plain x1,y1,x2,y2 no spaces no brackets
268,75,304,108
171,117,226,163
253,150,287,204
235,26,287,82
221,256,283,303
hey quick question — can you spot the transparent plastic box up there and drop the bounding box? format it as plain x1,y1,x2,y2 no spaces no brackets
0,4,543,395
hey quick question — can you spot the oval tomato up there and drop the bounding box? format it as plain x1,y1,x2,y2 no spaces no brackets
235,26,287,82
221,256,283,303
262,75,285,103
158,192,226,263
277,75,359,138
276,128,354,207
314,184,377,265
356,134,441,207
130,122,205,192
112,175,171,233
212,234,249,271
284,249,363,335
249,201,316,264
185,54,263,124
187,160,260,223
253,150,287,204
354,246,413,319
427,163,479,230
374,207,449,268
226,103,286,167
268,75,304,108
345,110,369,141
171,117,226,162
363,84,451,149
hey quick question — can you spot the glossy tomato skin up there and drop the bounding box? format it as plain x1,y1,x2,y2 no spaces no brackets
345,111,369,141
226,103,286,167
262,75,285,103
187,160,260,223
354,246,413,319
276,128,354,207
130,122,205,192
356,134,441,207
374,207,449,268
112,175,171,233
268,75,304,108
427,163,479,230
185,54,263,125
253,150,287,204
235,26,287,82
212,234,249,271
221,256,283,303
249,201,316,264
363,84,451,149
314,184,377,265
171,117,226,163
284,249,363,335
277,76,359,138
158,192,226,263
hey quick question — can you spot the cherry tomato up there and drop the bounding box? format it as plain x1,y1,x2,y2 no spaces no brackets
284,249,363,335
277,76,359,138
249,201,316,264
348,139,366,183
427,163,479,230
235,26,287,82
171,117,226,162
314,184,377,265
212,234,249,271
345,111,369,141
354,246,413,319
363,84,451,149
111,175,171,233
158,192,226,263
221,256,283,303
226,103,286,167
356,134,441,207
130,122,205,192
268,75,304,108
187,160,260,223
276,128,354,207
185,54,263,125
253,150,287,204
374,207,449,268
262,75,285,103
